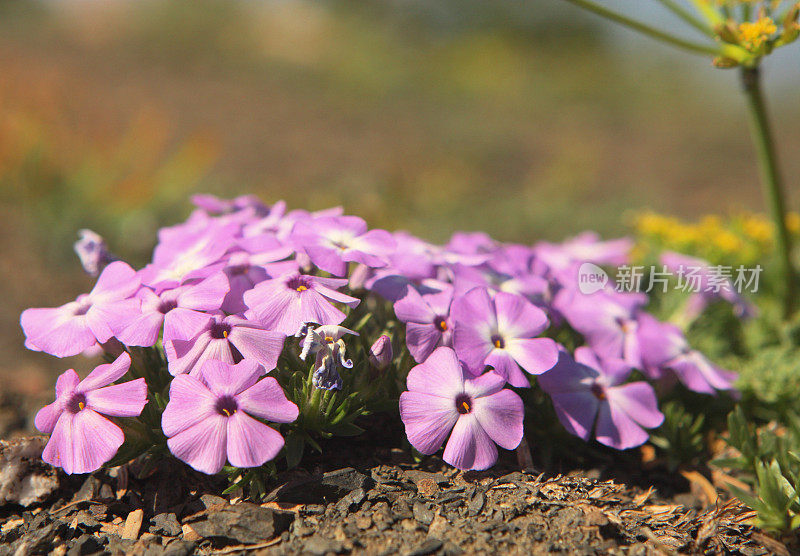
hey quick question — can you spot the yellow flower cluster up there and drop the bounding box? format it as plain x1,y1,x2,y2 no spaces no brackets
633,211,800,266
738,16,779,50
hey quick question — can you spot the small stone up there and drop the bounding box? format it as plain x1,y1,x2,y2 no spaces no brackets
335,487,366,514
467,492,485,517
122,508,144,540
355,515,373,530
199,494,227,509
98,484,114,500
277,468,375,504
413,502,435,526
442,541,464,556
180,524,201,542
150,513,181,537
67,534,102,556
304,534,343,555
73,476,102,503
26,518,68,553
184,503,294,544
163,540,196,556
427,514,449,539
0,437,60,507
404,538,443,556
70,510,100,532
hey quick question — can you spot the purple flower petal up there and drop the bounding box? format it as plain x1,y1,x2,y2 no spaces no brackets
69,409,126,474
167,415,229,474
399,391,458,455
452,287,498,336
35,400,64,435
56,369,80,397
22,312,96,357
405,322,443,363
166,333,213,376
313,284,360,309
236,376,299,423
484,350,528,388
84,378,148,417
299,290,348,328
116,311,164,347
548,391,599,441
161,375,218,437
442,414,497,471
163,308,212,345
89,261,140,301
463,371,506,399
494,292,548,337
394,288,436,323
86,299,141,343
304,245,348,277
669,353,738,393
44,410,125,475
42,412,73,470
471,389,524,450
77,352,132,392
595,401,649,450
225,411,285,468
177,272,229,311
200,359,261,398
504,337,559,376
226,326,285,373
406,346,464,399
452,322,493,375
605,383,664,429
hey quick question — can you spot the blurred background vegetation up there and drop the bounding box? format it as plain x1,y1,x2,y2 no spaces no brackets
1,0,798,393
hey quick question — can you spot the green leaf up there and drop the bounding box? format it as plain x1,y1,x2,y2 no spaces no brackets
327,422,365,437
284,432,305,469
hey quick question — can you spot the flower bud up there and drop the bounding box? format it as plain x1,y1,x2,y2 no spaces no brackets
715,21,741,45
369,335,393,371
74,229,117,277
713,56,740,68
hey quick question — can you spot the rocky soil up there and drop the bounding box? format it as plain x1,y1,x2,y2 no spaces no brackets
0,395,794,555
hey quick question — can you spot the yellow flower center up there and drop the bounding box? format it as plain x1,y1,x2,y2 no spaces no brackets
738,17,777,50
296,285,308,292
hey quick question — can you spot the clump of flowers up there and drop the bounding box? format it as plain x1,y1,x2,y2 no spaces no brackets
23,196,741,484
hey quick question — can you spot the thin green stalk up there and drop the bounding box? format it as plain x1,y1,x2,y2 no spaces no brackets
562,0,723,55
687,0,726,27
655,0,717,38
741,67,797,318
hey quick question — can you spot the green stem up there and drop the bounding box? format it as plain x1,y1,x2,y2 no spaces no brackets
561,0,722,55
655,0,717,38
741,66,796,318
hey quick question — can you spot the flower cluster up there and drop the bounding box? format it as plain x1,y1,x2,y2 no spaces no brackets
23,195,738,476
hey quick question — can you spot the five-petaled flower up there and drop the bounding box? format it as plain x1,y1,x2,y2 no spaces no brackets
452,287,559,388
35,352,148,474
162,359,299,474
399,347,524,471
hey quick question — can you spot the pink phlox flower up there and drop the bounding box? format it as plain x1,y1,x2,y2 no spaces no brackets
162,359,298,474
399,347,524,471
35,352,147,474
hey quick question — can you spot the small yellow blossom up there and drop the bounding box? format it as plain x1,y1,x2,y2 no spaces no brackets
786,212,800,234
713,230,743,253
742,215,773,243
738,17,778,50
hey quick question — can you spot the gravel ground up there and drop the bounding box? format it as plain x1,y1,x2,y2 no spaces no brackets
1,437,791,556
0,396,794,555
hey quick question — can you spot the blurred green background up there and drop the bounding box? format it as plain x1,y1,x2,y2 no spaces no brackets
1,0,798,395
